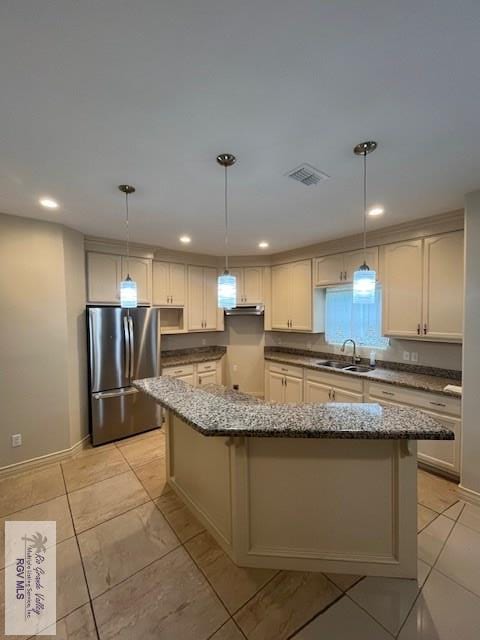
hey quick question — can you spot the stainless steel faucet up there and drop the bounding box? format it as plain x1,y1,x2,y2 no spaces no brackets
341,339,360,365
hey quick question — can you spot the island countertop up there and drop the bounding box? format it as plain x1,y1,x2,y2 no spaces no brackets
134,376,454,441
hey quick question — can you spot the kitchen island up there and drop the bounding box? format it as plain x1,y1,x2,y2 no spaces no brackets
134,376,454,579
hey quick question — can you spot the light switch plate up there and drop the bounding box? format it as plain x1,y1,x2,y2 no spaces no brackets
11,434,22,448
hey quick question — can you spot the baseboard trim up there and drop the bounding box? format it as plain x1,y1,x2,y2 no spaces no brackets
0,434,91,479
457,484,480,507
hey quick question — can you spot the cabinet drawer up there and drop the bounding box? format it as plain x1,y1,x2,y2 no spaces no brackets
367,383,461,416
305,369,364,393
268,362,304,379
197,361,218,373
162,364,194,377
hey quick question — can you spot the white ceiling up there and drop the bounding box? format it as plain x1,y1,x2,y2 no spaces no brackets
1,1,479,255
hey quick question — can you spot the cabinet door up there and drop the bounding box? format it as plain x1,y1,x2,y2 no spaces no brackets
87,252,122,303
417,412,461,474
290,260,312,331
332,388,363,403
314,254,344,286
152,261,170,305
204,267,218,330
169,263,186,306
382,240,423,337
271,264,291,329
343,247,379,282
187,266,205,331
122,257,151,304
177,373,195,386
267,371,285,402
243,267,263,303
423,232,464,341
284,375,303,403
229,268,244,304
304,380,332,402
197,370,218,387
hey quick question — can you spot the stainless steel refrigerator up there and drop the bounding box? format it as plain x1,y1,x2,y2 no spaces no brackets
87,306,161,446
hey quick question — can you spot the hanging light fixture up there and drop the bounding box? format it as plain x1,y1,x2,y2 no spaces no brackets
118,184,138,308
216,153,237,309
352,141,377,304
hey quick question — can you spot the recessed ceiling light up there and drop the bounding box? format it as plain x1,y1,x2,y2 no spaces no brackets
39,197,59,209
258,241,269,249
179,235,191,244
368,206,384,217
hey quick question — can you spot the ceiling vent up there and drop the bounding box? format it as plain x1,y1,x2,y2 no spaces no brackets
285,163,330,186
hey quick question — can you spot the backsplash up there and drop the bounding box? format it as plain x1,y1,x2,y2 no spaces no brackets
265,332,462,371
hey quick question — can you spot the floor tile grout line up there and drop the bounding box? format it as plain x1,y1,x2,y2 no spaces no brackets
72,495,152,537
344,591,397,638
59,463,101,640
0,488,67,521
285,590,347,640
229,570,282,619
432,564,480,602
395,512,459,639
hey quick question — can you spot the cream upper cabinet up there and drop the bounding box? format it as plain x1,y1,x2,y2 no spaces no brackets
121,257,151,305
382,231,463,342
423,231,464,341
343,248,379,283
153,261,186,306
87,252,122,303
271,264,291,330
314,248,378,286
229,266,264,304
271,260,314,331
187,266,218,331
314,254,344,286
382,239,424,338
87,252,151,304
289,260,312,330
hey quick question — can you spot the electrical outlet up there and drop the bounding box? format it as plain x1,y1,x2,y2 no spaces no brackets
411,352,418,363
11,434,22,448
403,351,410,361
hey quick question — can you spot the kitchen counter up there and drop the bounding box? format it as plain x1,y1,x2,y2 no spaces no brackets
161,346,226,368
264,348,461,397
134,376,453,440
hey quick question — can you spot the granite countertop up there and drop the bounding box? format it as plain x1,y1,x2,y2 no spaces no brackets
161,346,226,368
134,376,454,441
264,349,461,397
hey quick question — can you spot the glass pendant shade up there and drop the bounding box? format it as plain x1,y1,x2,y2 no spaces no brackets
352,265,376,304
217,272,237,309
120,275,138,308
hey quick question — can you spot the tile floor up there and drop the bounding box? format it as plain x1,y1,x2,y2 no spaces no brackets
1,431,480,639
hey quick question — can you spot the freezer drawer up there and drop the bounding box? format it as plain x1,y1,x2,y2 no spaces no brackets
90,386,161,446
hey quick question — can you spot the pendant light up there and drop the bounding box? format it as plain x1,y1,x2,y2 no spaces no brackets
118,184,138,308
216,153,237,309
352,141,377,304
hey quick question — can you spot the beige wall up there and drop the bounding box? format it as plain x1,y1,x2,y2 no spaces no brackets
0,213,87,469
224,316,265,395
461,193,480,497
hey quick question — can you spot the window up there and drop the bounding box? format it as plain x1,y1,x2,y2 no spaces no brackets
325,286,389,349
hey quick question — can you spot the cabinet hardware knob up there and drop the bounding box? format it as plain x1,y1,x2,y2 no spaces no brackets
423,323,427,335
344,271,347,280
382,391,395,396
430,401,446,407
332,389,336,401
417,324,421,335
328,389,332,400
339,272,343,281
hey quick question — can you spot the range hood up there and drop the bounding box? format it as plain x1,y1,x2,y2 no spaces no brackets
224,304,264,316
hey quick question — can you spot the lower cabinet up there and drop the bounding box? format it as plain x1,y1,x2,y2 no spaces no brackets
367,382,461,476
265,363,304,403
162,360,222,387
304,369,364,403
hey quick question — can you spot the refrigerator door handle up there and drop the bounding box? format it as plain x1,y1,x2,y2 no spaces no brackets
123,315,130,379
128,315,135,380
93,388,139,400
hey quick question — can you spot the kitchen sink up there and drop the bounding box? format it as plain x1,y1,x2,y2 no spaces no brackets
343,365,373,373
317,360,350,369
